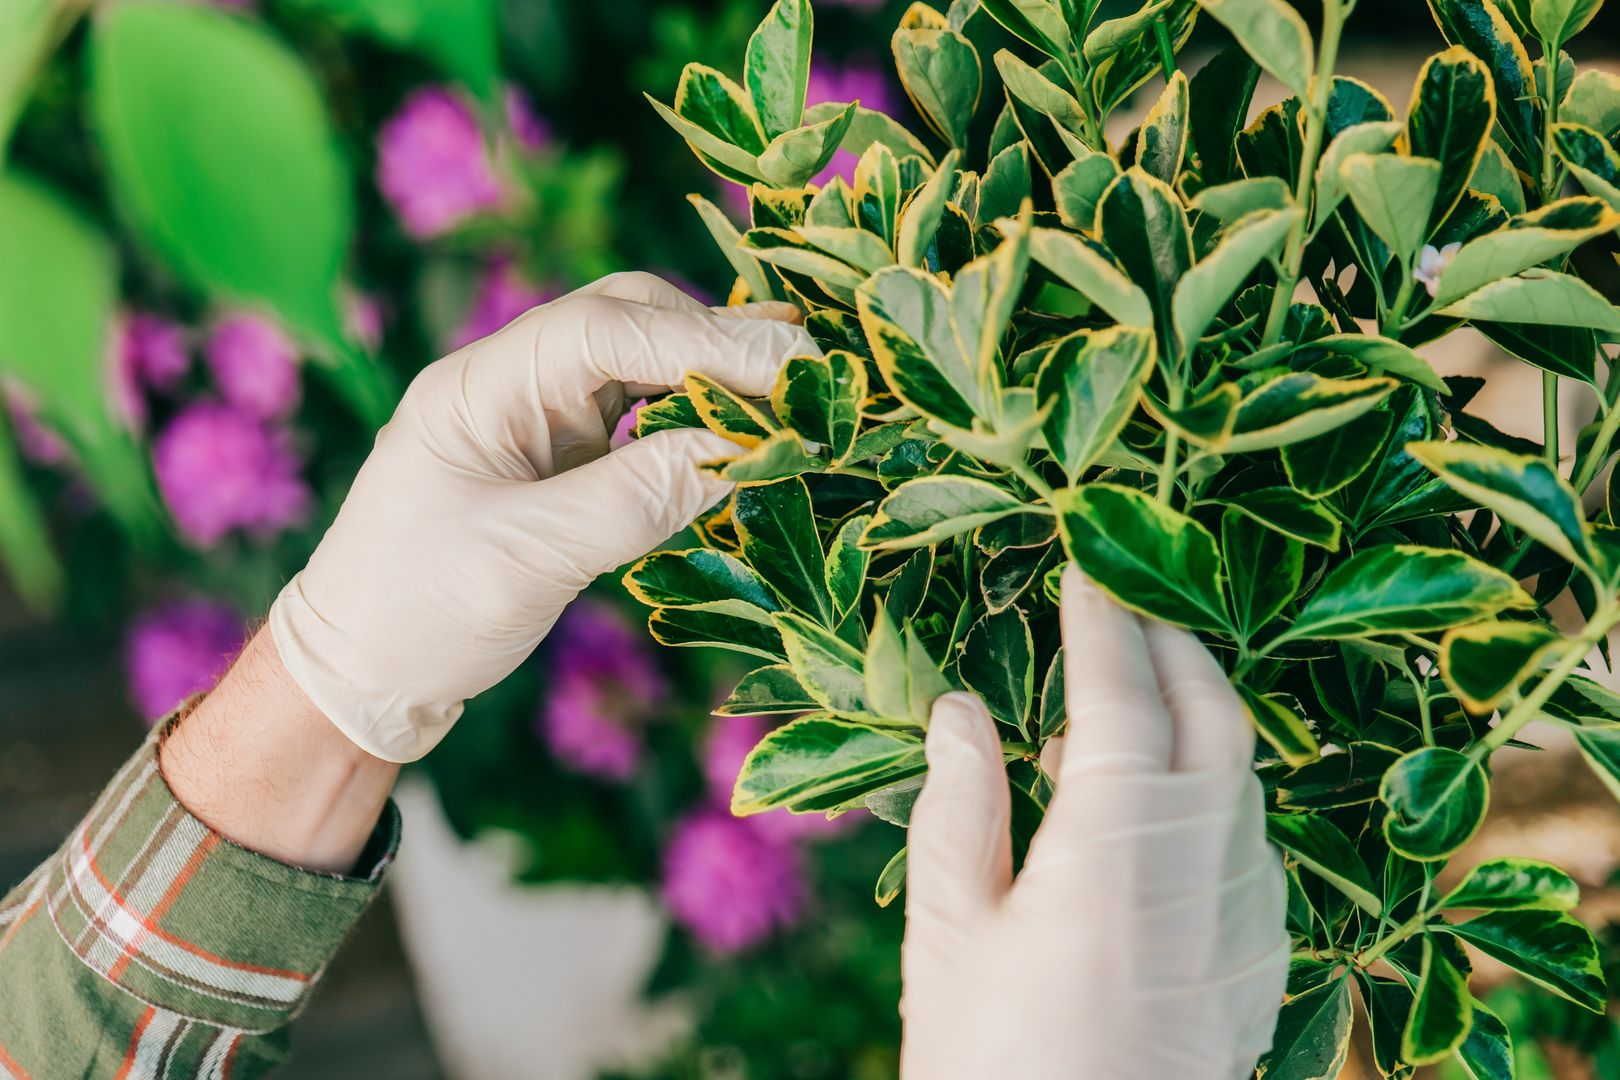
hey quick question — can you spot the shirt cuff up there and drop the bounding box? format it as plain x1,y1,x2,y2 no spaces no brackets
45,725,400,1033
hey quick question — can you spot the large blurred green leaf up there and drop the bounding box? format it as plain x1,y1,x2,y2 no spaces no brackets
0,407,60,611
1195,0,1314,99
292,0,500,99
90,1,392,424
0,0,57,150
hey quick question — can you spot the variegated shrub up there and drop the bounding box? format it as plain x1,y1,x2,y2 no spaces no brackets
634,0,1620,1073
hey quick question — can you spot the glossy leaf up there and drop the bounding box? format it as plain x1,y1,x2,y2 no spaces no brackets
1529,0,1603,43
758,104,859,187
649,600,785,661
1057,483,1229,632
862,476,1027,550
774,611,871,715
1438,268,1620,333
1222,509,1302,643
624,549,780,610
1380,746,1490,861
771,350,866,462
1097,168,1193,325
1172,206,1300,351
875,846,908,907
1187,45,1260,187
1439,620,1568,714
732,716,924,814
1426,0,1540,175
745,0,812,139
716,665,818,716
958,607,1034,734
1402,935,1472,1064
1573,724,1620,805
1403,46,1495,230
1035,326,1155,483
1135,71,1189,187
1027,226,1153,326
1283,546,1533,642
1240,688,1321,766
857,266,981,427
1454,1001,1515,1080
1221,487,1342,551
825,515,872,623
994,48,1088,139
1341,152,1443,266
894,25,981,149
1433,197,1620,307
1196,0,1314,99
1280,409,1395,498
734,478,833,623
1441,857,1580,912
1266,813,1382,915
1437,910,1606,1012
896,149,961,269
1408,441,1593,569
1256,974,1353,1080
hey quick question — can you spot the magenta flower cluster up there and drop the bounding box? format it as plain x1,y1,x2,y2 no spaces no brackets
124,597,246,721
536,600,669,781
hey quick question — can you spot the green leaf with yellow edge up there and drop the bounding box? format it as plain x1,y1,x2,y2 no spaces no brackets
1266,813,1382,915
1240,688,1321,766
979,141,1032,225
1380,746,1490,861
735,478,833,623
1256,974,1353,1080
861,476,1027,550
854,141,902,244
745,0,812,140
1439,268,1620,333
624,549,780,610
1187,45,1260,188
1056,483,1230,633
1222,509,1302,643
1551,123,1620,217
825,514,871,622
732,716,924,814
688,194,774,303
1408,441,1593,569
864,600,914,723
958,607,1034,735
1433,197,1620,307
795,225,894,275
770,350,865,462
1402,935,1473,1064
896,149,960,270
1134,70,1189,187
1301,333,1449,394
1573,725,1620,805
1034,325,1156,483
1051,152,1119,232
1196,0,1314,98
1220,487,1342,550
709,430,822,482
650,600,785,661
1455,1001,1515,1080
1436,910,1606,1012
875,846,907,907
1529,0,1603,44
1315,121,1403,221
1403,45,1496,231
1439,620,1569,713
1282,546,1533,643
1341,152,1443,265
774,611,870,715
1441,857,1580,912
634,393,703,437
675,62,767,154
741,226,869,289
685,371,778,447
976,0,1072,64
1172,206,1299,351
1027,226,1153,327
1170,372,1396,455
1426,0,1540,175
758,103,858,188
717,664,818,716
893,24,980,149
1097,168,1193,325
857,267,980,426
1562,68,1620,140
994,48,1088,138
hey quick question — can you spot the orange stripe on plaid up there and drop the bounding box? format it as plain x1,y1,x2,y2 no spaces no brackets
0,900,39,956
106,833,221,982
110,1007,155,1080
0,1035,33,1080
76,827,308,982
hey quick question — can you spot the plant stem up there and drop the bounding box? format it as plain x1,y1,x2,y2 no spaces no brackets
1573,396,1620,493
1157,431,1181,504
1539,35,1563,204
1152,21,1176,81
830,464,882,482
1356,907,1428,967
1473,601,1620,758
1010,460,1056,504
1259,0,1346,349
1543,370,1560,467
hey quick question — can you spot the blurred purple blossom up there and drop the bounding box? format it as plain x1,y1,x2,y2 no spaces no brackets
505,86,553,153
153,403,311,547
4,383,70,466
343,290,387,352
610,401,644,448
124,598,246,722
702,714,861,842
121,312,190,394
205,311,301,420
377,86,503,239
537,600,669,781
807,56,902,185
661,808,808,954
450,258,556,349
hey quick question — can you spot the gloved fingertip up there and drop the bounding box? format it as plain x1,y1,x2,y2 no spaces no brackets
709,300,805,325
926,692,999,770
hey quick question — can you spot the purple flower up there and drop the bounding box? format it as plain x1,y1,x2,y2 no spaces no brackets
506,86,553,153
4,382,70,466
537,600,669,781
121,313,190,394
343,290,387,352
153,402,311,547
205,311,301,420
661,808,808,954
124,598,246,721
702,714,861,842
807,57,902,185
450,259,556,349
376,86,503,239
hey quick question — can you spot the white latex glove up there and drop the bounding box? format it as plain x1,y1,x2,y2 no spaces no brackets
900,564,1290,1080
269,272,815,762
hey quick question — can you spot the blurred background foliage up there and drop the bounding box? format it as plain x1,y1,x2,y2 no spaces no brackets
2,0,1619,1076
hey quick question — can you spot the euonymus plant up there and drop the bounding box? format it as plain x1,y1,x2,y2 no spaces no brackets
633,0,1620,1072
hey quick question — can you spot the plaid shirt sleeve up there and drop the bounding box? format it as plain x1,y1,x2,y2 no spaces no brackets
0,725,400,1078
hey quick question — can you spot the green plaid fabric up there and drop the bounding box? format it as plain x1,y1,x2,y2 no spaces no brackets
0,730,399,1078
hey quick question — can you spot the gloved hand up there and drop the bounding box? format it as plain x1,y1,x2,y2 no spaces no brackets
900,564,1289,1080
269,272,815,763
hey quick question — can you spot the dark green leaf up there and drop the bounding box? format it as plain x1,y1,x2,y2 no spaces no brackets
1380,746,1490,860
1402,934,1473,1064
1221,487,1342,550
1441,857,1580,912
1404,45,1495,230
735,478,834,623
1097,168,1193,327
862,476,1027,550
1036,325,1156,483
958,607,1034,735
1256,973,1353,1080
624,549,780,610
1439,620,1568,713
732,716,924,813
1266,813,1382,915
1222,509,1302,643
1283,546,1533,642
649,600,785,661
1437,910,1606,1012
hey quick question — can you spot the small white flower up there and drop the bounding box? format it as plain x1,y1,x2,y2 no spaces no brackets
1414,241,1462,298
